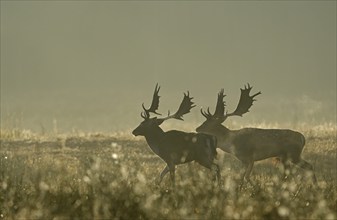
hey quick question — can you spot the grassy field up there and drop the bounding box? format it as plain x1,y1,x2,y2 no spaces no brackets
0,125,336,219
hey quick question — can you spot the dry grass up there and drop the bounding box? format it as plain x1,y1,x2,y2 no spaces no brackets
0,125,336,219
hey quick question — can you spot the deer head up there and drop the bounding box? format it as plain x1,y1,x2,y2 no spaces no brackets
133,84,195,136
196,84,261,133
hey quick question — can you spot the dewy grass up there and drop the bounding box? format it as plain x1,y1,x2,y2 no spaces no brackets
0,125,336,219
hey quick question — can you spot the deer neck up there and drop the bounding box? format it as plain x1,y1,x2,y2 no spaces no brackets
214,125,236,154
144,126,164,155
209,124,230,138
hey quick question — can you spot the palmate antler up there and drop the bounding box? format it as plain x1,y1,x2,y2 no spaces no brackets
201,89,225,120
201,84,261,122
141,83,161,119
226,84,261,118
162,92,195,121
141,84,195,122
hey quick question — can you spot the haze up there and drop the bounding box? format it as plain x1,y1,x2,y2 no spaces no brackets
1,1,336,133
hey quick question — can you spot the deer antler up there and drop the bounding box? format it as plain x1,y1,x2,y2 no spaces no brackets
200,107,213,119
225,83,261,119
201,89,226,120
162,91,196,121
141,83,162,119
140,84,195,121
213,89,226,118
200,84,261,122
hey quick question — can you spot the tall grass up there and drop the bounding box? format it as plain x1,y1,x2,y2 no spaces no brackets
0,125,336,219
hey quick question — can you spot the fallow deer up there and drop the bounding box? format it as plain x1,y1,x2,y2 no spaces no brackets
132,84,220,186
196,84,317,184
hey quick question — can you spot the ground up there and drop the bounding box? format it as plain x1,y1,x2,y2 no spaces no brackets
0,126,336,219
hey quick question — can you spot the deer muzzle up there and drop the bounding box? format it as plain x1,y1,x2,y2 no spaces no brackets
132,128,140,136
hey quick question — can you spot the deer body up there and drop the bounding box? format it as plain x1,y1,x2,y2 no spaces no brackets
197,84,316,183
134,127,217,167
214,128,305,161
133,84,220,186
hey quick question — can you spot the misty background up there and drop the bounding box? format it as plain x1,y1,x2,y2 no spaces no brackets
1,1,336,133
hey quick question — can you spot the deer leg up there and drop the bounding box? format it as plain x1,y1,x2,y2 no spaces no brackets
196,158,221,185
294,158,317,184
244,161,254,182
281,158,291,180
240,161,254,188
169,165,176,187
157,165,170,185
211,163,221,185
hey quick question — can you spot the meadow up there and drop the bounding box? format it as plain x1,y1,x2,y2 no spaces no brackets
0,124,336,219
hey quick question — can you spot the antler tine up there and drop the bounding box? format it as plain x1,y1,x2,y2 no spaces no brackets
207,107,212,116
200,107,212,119
140,111,148,119
200,108,207,118
252,91,261,100
213,88,226,118
245,83,261,99
225,83,261,119
142,103,147,112
161,91,195,121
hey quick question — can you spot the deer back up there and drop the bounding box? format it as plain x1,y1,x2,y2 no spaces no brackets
222,128,305,162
